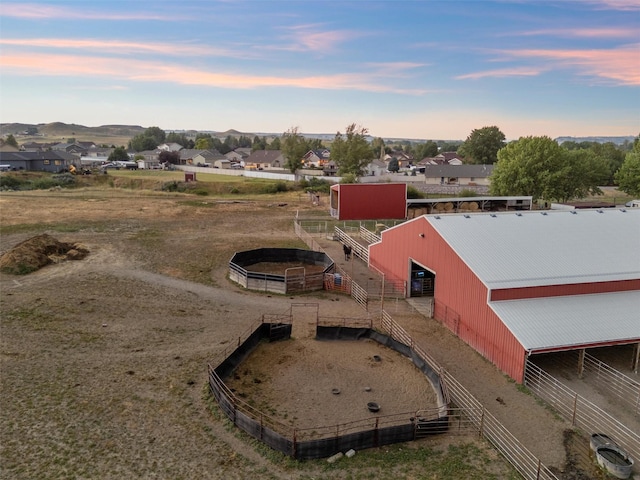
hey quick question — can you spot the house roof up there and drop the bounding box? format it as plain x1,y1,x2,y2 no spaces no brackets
423,164,493,178
244,150,285,165
424,209,640,290
489,291,640,353
0,151,71,161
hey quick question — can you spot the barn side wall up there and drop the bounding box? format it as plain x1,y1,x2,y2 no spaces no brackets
369,217,527,382
336,183,407,220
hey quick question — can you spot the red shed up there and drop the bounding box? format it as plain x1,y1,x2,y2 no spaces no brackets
369,209,640,383
330,183,407,220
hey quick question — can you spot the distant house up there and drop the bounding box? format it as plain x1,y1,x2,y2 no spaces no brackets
0,151,74,172
419,151,463,167
243,150,286,170
225,148,250,164
158,142,183,152
303,149,331,167
51,142,88,155
423,164,494,188
193,149,227,167
366,159,388,176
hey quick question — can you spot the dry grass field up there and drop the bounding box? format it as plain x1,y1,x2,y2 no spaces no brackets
0,178,525,480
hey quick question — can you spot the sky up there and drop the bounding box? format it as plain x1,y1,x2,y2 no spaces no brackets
0,0,639,141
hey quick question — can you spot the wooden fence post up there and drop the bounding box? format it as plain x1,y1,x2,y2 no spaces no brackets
572,393,578,426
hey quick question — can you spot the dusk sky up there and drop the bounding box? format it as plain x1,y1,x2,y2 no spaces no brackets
1,0,639,141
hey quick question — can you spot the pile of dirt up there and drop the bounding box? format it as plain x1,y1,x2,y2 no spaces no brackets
0,233,89,275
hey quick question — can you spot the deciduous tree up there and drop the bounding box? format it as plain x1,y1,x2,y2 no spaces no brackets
615,138,640,196
281,127,308,174
459,126,505,164
331,124,373,177
107,146,130,162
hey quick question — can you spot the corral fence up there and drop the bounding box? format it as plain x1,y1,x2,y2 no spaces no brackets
524,360,639,471
229,247,332,294
208,315,454,460
582,351,640,417
380,310,560,480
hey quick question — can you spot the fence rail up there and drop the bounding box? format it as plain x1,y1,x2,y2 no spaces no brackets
380,311,559,480
583,352,640,416
525,360,639,469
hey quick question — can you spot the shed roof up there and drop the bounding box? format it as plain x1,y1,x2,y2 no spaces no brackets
489,291,640,353
424,209,640,289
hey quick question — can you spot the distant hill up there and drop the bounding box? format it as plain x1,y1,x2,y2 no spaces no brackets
0,122,146,138
555,136,636,146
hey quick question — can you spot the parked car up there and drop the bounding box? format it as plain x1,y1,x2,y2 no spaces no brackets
625,200,640,208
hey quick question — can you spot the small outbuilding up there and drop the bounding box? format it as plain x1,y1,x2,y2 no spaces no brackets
369,209,640,382
330,183,407,220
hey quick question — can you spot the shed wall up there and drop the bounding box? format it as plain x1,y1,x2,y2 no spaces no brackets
334,183,407,220
369,217,527,382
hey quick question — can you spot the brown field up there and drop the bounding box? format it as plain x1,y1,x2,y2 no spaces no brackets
4,175,627,479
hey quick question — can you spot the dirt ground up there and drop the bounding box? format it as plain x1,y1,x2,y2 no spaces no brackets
0,186,617,479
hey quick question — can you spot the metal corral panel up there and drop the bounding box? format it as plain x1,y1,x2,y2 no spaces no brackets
489,291,640,353
425,209,640,290
369,216,528,382
332,183,407,220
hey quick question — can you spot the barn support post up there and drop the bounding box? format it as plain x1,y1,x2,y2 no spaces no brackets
577,349,585,379
571,393,578,426
632,342,640,374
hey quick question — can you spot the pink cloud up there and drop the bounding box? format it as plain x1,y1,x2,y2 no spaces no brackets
585,0,640,10
458,46,640,86
0,3,184,21
455,66,547,80
274,24,363,53
509,46,640,86
0,38,238,58
0,52,427,95
519,27,638,39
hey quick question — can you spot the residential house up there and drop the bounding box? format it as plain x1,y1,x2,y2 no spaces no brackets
418,151,464,167
243,150,286,170
0,151,75,172
51,142,88,155
158,142,183,152
423,164,494,189
303,149,331,168
366,159,388,176
192,149,227,167
225,147,251,164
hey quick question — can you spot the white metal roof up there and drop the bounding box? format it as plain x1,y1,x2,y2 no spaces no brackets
489,291,640,352
424,209,640,289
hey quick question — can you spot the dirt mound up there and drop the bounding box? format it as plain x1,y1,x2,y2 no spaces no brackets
0,234,89,275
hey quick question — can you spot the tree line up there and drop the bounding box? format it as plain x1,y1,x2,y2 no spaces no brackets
119,124,640,200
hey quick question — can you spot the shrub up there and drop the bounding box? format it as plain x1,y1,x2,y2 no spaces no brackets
0,175,24,191
407,185,425,199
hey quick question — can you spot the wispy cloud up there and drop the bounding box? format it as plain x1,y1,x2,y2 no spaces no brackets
272,24,363,53
583,0,640,11
517,27,639,39
458,45,640,86
0,38,240,58
456,66,547,80
0,2,186,21
0,52,427,95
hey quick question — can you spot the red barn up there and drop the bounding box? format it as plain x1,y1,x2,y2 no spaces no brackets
330,183,407,220
369,209,640,382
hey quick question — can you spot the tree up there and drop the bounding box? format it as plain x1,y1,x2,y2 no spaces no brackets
281,127,308,174
195,135,214,150
129,126,166,152
614,138,640,196
490,136,566,201
459,126,506,164
267,137,281,150
4,134,18,149
108,146,130,162
387,158,399,172
547,149,608,202
159,150,181,165
331,124,373,177
414,140,438,160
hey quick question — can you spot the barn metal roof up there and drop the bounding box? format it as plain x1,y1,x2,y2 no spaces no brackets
489,291,640,353
424,209,640,289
